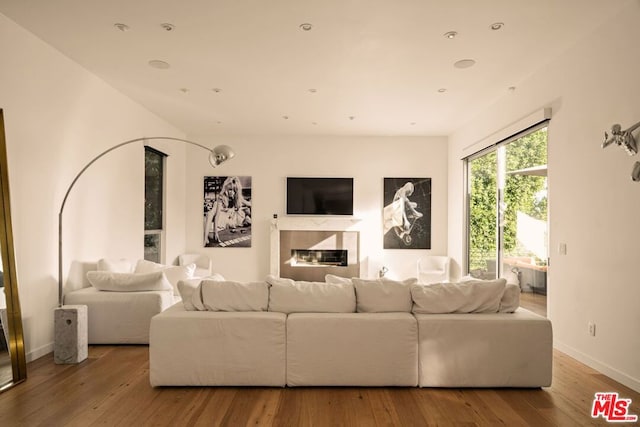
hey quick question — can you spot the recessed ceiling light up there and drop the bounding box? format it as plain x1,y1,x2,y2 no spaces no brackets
348,116,355,120
312,122,317,125
410,122,416,126
212,88,222,93
282,115,289,120
490,22,504,31
299,23,313,31
216,121,222,124
114,23,129,32
454,59,476,69
438,88,447,93
179,88,189,93
148,60,170,69
444,31,457,39
308,88,317,93
508,86,516,92
160,23,175,31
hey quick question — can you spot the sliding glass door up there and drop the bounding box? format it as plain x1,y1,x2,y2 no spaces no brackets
466,126,548,294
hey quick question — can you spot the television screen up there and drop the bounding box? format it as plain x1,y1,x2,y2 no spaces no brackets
286,177,354,215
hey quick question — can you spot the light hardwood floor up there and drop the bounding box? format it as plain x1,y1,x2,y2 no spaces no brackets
0,345,638,426
519,291,547,317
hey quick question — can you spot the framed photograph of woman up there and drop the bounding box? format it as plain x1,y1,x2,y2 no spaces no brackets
203,176,252,248
383,177,431,249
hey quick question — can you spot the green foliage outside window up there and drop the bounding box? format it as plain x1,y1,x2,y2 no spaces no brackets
145,148,164,231
469,128,548,272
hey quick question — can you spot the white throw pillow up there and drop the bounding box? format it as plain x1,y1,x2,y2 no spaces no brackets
200,280,269,312
134,259,196,296
351,278,417,312
96,258,136,273
266,276,356,313
324,274,353,285
411,278,507,314
87,271,172,292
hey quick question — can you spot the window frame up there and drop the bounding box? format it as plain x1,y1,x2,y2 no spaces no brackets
463,120,549,277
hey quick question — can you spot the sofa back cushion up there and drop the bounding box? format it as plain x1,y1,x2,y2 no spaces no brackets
134,259,196,296
267,276,355,313
324,274,353,285
459,276,520,313
200,280,269,312
411,278,507,314
498,283,520,313
87,271,173,292
351,278,417,312
97,258,136,273
177,278,207,311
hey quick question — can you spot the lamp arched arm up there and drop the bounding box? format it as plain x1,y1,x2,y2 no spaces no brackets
57,136,230,307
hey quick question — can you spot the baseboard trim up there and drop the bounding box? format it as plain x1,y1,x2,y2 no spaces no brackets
27,342,53,363
555,341,640,393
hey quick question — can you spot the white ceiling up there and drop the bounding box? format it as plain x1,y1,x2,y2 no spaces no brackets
0,0,630,136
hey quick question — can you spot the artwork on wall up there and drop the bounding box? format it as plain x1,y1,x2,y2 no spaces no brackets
203,176,252,248
383,177,431,249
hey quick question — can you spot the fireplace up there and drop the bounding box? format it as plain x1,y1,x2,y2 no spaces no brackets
291,249,348,267
278,230,359,281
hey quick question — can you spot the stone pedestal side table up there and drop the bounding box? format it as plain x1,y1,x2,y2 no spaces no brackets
54,305,88,364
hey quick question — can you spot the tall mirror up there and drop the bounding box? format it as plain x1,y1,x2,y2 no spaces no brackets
0,109,26,392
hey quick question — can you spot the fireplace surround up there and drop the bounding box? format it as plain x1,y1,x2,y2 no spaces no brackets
271,218,361,282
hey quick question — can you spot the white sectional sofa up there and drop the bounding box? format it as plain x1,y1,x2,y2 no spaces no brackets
149,275,552,388
151,307,287,386
63,259,196,344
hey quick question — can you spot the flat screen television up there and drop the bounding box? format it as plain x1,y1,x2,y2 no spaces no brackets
286,177,354,215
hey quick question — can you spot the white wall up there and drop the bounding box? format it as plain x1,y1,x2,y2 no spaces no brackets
0,13,187,360
185,135,448,282
448,2,640,391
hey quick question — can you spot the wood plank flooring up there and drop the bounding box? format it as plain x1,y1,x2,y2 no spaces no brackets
0,345,638,426
519,292,547,317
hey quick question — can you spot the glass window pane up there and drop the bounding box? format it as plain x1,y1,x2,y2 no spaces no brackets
468,151,498,279
144,233,161,263
145,148,164,231
503,127,548,294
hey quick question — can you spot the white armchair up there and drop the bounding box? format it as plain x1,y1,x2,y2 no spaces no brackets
178,253,212,277
417,256,451,284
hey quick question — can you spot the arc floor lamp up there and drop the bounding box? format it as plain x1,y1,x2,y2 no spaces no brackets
57,136,234,307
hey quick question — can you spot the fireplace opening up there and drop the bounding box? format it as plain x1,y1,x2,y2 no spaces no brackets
291,249,348,267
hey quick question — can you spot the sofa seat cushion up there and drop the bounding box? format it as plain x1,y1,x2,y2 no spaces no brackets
414,308,552,387
64,286,177,344
267,276,355,313
149,304,286,386
286,312,418,386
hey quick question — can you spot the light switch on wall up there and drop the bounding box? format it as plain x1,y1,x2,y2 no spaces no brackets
558,243,567,255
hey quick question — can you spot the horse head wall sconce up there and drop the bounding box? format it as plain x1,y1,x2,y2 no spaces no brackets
601,120,640,181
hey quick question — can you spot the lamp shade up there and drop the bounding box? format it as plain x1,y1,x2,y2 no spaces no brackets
209,145,235,167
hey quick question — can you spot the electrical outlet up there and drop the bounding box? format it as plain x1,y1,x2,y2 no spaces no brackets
588,322,596,337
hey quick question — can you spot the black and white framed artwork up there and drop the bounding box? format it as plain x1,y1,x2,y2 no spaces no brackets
203,176,252,248
383,177,431,249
